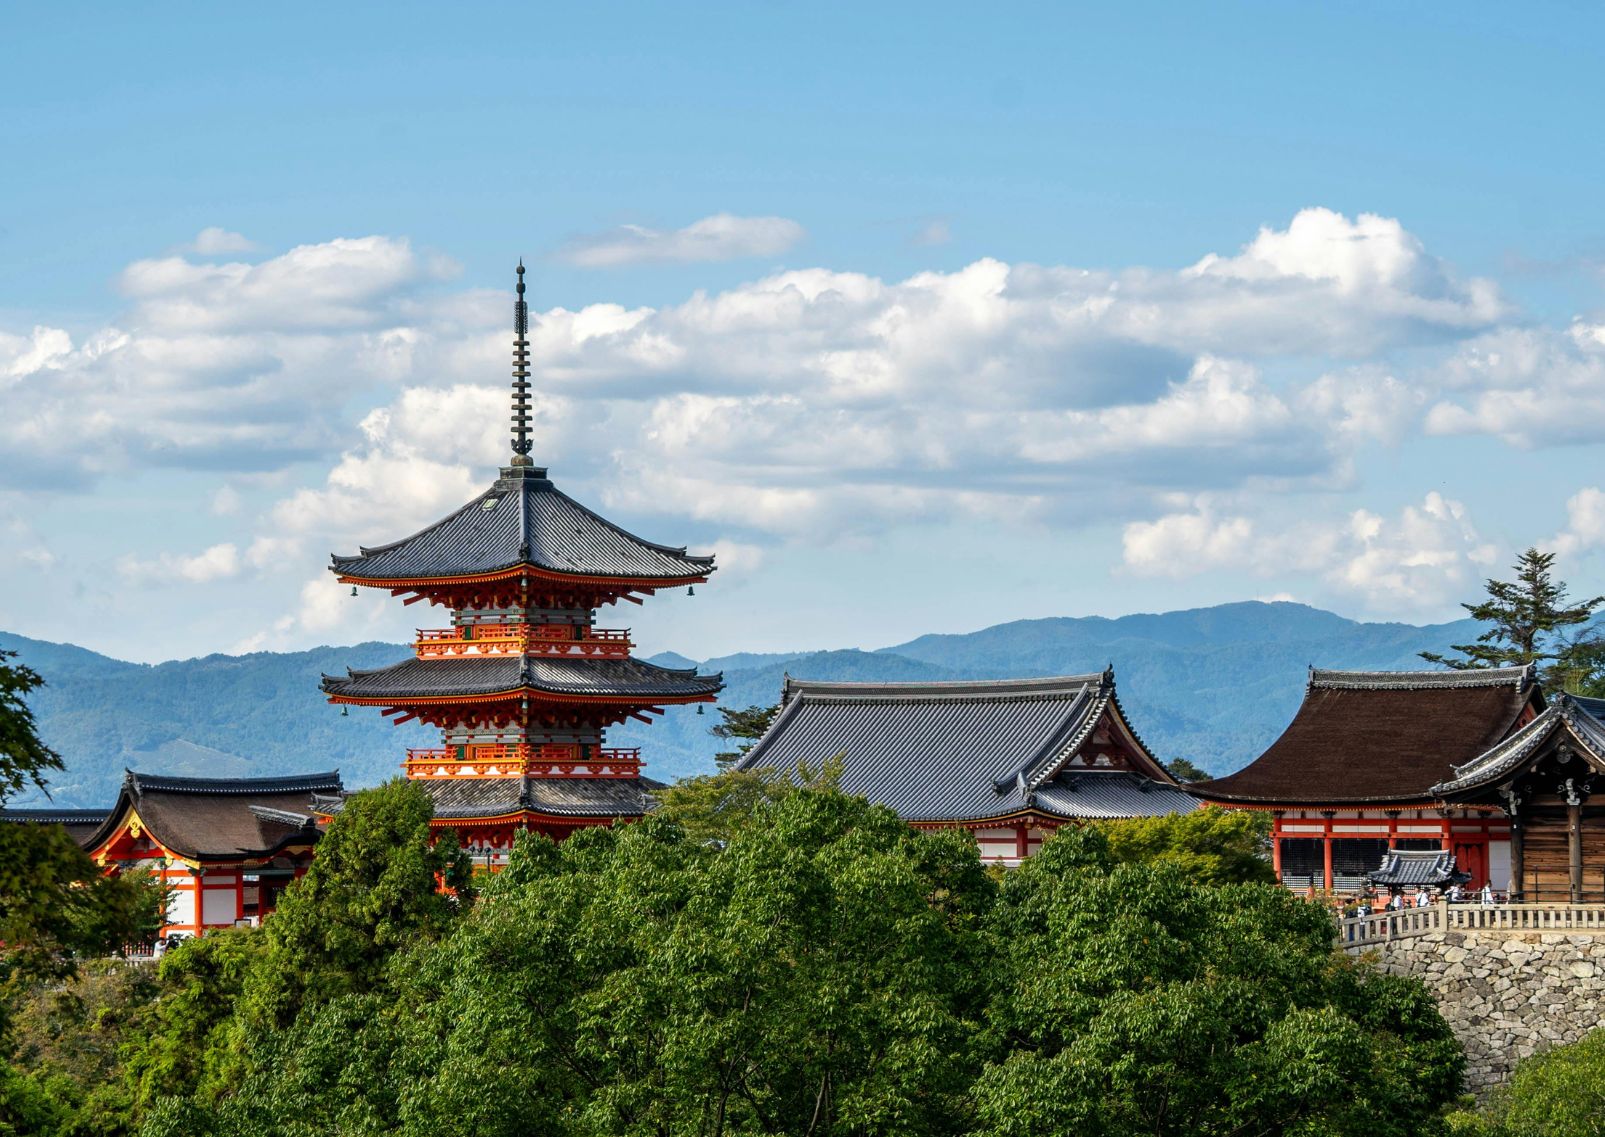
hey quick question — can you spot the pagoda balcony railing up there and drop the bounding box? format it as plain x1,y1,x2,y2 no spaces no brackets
414,624,632,659
403,744,643,779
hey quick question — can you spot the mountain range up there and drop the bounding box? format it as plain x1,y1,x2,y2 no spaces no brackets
0,601,1483,809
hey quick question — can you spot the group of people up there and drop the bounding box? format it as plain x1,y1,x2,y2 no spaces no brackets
1342,882,1498,919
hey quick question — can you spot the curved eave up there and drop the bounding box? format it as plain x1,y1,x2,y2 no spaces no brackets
428,807,640,825
333,563,712,591
323,686,719,707
906,807,1069,828
1189,791,1467,811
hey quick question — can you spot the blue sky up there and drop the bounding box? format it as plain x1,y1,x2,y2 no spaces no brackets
3,2,1605,664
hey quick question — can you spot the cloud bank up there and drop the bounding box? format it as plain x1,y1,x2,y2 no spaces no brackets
3,206,1596,648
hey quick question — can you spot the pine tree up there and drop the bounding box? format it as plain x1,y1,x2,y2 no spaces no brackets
1420,549,1603,688
709,703,780,768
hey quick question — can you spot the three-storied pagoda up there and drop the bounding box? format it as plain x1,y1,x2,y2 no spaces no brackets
322,265,722,864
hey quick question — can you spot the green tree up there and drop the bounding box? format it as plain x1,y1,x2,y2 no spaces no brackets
0,651,166,1034
972,828,1463,1137
3,957,160,1136
652,754,841,845
709,703,780,768
121,929,268,1113
1095,805,1274,886
234,779,472,1032
0,651,62,801
1421,549,1603,685
187,785,996,1137
1162,757,1209,783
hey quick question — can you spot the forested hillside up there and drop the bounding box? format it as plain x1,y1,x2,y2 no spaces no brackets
1,601,1481,807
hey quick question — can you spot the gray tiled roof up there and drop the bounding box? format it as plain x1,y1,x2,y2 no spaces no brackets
0,808,111,825
736,673,1196,823
1033,773,1201,819
322,655,722,700
1433,694,1605,797
1367,850,1470,888
0,809,111,849
419,775,662,819
331,464,714,583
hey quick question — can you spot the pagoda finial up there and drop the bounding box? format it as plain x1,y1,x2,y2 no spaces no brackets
510,260,534,467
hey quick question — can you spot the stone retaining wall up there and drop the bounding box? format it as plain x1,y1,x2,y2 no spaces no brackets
1366,930,1605,1092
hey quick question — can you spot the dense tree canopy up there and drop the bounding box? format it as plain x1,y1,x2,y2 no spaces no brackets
973,828,1462,1136
0,652,167,1133
1,768,1468,1137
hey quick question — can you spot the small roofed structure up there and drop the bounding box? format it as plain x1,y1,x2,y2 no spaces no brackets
1194,666,1544,893
1367,849,1471,893
735,670,1198,866
84,770,342,936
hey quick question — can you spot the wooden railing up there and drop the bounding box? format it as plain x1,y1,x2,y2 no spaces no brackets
414,624,632,659
1338,902,1605,948
403,745,643,778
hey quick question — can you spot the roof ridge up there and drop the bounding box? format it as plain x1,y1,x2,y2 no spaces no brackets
787,674,1108,701
1311,664,1534,691
129,770,343,794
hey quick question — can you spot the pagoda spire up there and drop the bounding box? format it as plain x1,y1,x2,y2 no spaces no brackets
510,261,534,467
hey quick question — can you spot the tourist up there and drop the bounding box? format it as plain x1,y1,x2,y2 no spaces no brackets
1414,887,1432,908
1481,882,1496,905
1447,882,1465,903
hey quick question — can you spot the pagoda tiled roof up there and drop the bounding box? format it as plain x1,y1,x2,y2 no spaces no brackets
84,770,343,861
321,655,722,701
405,775,664,820
1431,693,1605,798
1194,665,1541,806
330,464,714,584
735,673,1196,823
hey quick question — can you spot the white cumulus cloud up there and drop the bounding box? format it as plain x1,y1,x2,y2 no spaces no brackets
119,542,242,585
1122,492,1499,615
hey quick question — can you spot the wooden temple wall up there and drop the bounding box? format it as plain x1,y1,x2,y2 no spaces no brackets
1516,807,1605,903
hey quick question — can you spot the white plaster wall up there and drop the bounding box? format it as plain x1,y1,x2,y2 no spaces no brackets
1489,840,1512,892
167,884,195,929
202,888,237,926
